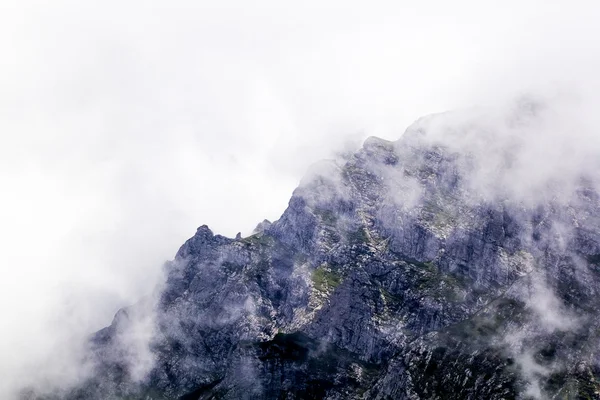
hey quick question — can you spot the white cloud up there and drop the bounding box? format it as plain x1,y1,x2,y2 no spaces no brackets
2,0,600,398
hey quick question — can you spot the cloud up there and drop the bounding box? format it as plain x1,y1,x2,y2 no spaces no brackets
2,0,600,398
401,90,600,206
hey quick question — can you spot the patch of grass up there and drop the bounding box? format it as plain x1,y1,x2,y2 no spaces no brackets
347,226,369,244
312,266,342,292
422,200,457,231
547,371,600,400
314,208,338,226
242,233,275,247
380,288,403,305
413,261,464,301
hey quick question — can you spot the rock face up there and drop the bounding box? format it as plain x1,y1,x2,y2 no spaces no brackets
31,108,600,399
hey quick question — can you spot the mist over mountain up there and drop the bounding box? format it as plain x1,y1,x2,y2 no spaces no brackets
5,2,600,399
18,97,600,399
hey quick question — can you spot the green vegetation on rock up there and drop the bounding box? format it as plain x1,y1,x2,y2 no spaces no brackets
312,266,342,292
413,261,465,301
347,226,369,244
314,208,338,226
242,233,275,247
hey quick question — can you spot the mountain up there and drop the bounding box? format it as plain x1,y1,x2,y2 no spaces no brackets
27,103,600,399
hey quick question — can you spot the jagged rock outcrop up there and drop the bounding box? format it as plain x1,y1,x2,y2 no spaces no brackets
29,106,600,399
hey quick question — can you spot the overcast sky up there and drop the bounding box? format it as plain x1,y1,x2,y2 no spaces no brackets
2,0,600,397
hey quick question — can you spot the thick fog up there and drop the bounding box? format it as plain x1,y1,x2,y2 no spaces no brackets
2,0,600,398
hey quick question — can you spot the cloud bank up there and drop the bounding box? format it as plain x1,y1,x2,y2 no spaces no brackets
2,0,600,398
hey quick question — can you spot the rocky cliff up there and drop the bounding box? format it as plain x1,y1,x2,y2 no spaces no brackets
29,105,600,399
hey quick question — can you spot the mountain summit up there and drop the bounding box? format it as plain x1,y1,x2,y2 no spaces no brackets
30,105,600,399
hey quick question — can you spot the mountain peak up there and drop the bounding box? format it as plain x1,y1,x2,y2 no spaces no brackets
38,107,600,400
195,224,213,235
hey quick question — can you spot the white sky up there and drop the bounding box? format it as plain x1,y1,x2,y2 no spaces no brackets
1,0,600,397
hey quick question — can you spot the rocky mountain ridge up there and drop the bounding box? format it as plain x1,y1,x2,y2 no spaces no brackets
28,108,600,399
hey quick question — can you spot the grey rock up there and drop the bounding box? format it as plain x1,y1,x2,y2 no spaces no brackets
31,110,600,400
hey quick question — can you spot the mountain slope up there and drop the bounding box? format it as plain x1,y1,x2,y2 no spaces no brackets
29,105,600,400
